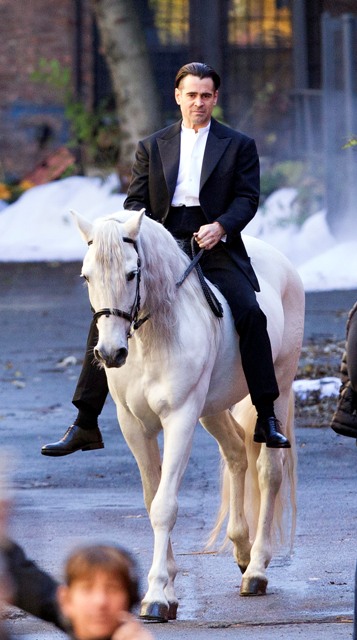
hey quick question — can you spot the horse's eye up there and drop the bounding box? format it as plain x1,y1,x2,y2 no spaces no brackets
126,271,137,282
81,273,89,283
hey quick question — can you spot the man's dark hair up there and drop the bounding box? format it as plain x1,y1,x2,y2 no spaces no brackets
175,62,221,91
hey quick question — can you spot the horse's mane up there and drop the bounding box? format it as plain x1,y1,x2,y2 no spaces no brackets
92,211,218,349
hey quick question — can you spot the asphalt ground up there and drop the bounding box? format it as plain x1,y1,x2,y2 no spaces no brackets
0,262,356,640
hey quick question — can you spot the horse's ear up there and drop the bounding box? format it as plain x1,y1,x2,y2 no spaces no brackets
123,209,146,241
71,210,93,244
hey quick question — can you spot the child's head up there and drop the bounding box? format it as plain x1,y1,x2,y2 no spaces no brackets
58,544,140,640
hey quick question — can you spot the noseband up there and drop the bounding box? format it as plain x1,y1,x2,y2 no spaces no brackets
90,236,149,338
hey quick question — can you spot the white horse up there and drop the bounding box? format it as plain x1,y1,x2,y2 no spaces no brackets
74,208,304,621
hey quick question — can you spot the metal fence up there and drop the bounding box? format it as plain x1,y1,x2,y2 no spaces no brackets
322,12,357,235
290,89,322,158
288,12,357,237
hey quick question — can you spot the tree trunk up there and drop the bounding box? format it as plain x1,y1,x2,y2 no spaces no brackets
91,0,163,191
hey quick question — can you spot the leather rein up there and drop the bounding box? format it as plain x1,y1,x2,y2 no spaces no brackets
176,238,223,318
89,234,223,339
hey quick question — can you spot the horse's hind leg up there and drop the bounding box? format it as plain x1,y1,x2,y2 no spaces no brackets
240,446,284,595
201,410,251,572
238,390,293,596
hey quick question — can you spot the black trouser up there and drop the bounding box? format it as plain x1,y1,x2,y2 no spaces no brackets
199,242,279,407
73,225,279,415
72,318,107,415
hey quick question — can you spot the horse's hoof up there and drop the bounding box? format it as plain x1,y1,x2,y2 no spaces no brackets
240,576,268,596
168,601,178,620
139,601,169,622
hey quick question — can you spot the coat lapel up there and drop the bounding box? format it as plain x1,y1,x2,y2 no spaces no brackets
157,122,181,201
200,120,231,191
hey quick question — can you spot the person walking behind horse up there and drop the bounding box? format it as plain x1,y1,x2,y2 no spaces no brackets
330,300,357,439
41,61,290,457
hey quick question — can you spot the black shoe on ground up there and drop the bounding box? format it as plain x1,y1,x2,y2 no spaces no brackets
330,384,357,438
41,425,104,457
253,416,291,448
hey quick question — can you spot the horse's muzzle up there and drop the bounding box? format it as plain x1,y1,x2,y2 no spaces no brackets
94,347,128,368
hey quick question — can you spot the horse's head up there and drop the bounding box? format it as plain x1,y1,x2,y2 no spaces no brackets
73,208,146,368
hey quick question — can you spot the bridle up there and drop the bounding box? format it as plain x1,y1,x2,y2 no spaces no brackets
90,237,150,339
89,229,222,340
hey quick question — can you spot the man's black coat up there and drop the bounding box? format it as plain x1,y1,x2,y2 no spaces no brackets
124,117,261,291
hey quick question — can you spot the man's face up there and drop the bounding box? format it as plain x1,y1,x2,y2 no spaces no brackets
58,569,130,640
175,74,218,130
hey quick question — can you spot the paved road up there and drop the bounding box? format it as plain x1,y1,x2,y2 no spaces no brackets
0,263,356,640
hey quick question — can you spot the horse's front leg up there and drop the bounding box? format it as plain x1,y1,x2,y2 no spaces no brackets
114,404,178,619
201,411,251,572
240,445,284,595
140,407,197,622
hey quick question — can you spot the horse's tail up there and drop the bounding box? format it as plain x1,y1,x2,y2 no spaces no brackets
206,390,297,552
205,457,230,549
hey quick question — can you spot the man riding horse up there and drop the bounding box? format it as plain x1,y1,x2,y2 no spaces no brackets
41,61,291,456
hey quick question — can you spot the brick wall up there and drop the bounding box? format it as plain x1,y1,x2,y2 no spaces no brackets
0,0,94,179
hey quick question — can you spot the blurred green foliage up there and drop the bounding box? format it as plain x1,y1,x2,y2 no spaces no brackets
342,136,357,149
31,58,120,168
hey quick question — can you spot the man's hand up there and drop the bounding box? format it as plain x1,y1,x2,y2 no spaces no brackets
112,612,154,640
193,221,225,250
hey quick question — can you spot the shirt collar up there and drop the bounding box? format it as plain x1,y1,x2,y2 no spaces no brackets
181,121,211,135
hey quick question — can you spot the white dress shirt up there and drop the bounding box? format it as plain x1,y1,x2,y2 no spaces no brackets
171,122,210,207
